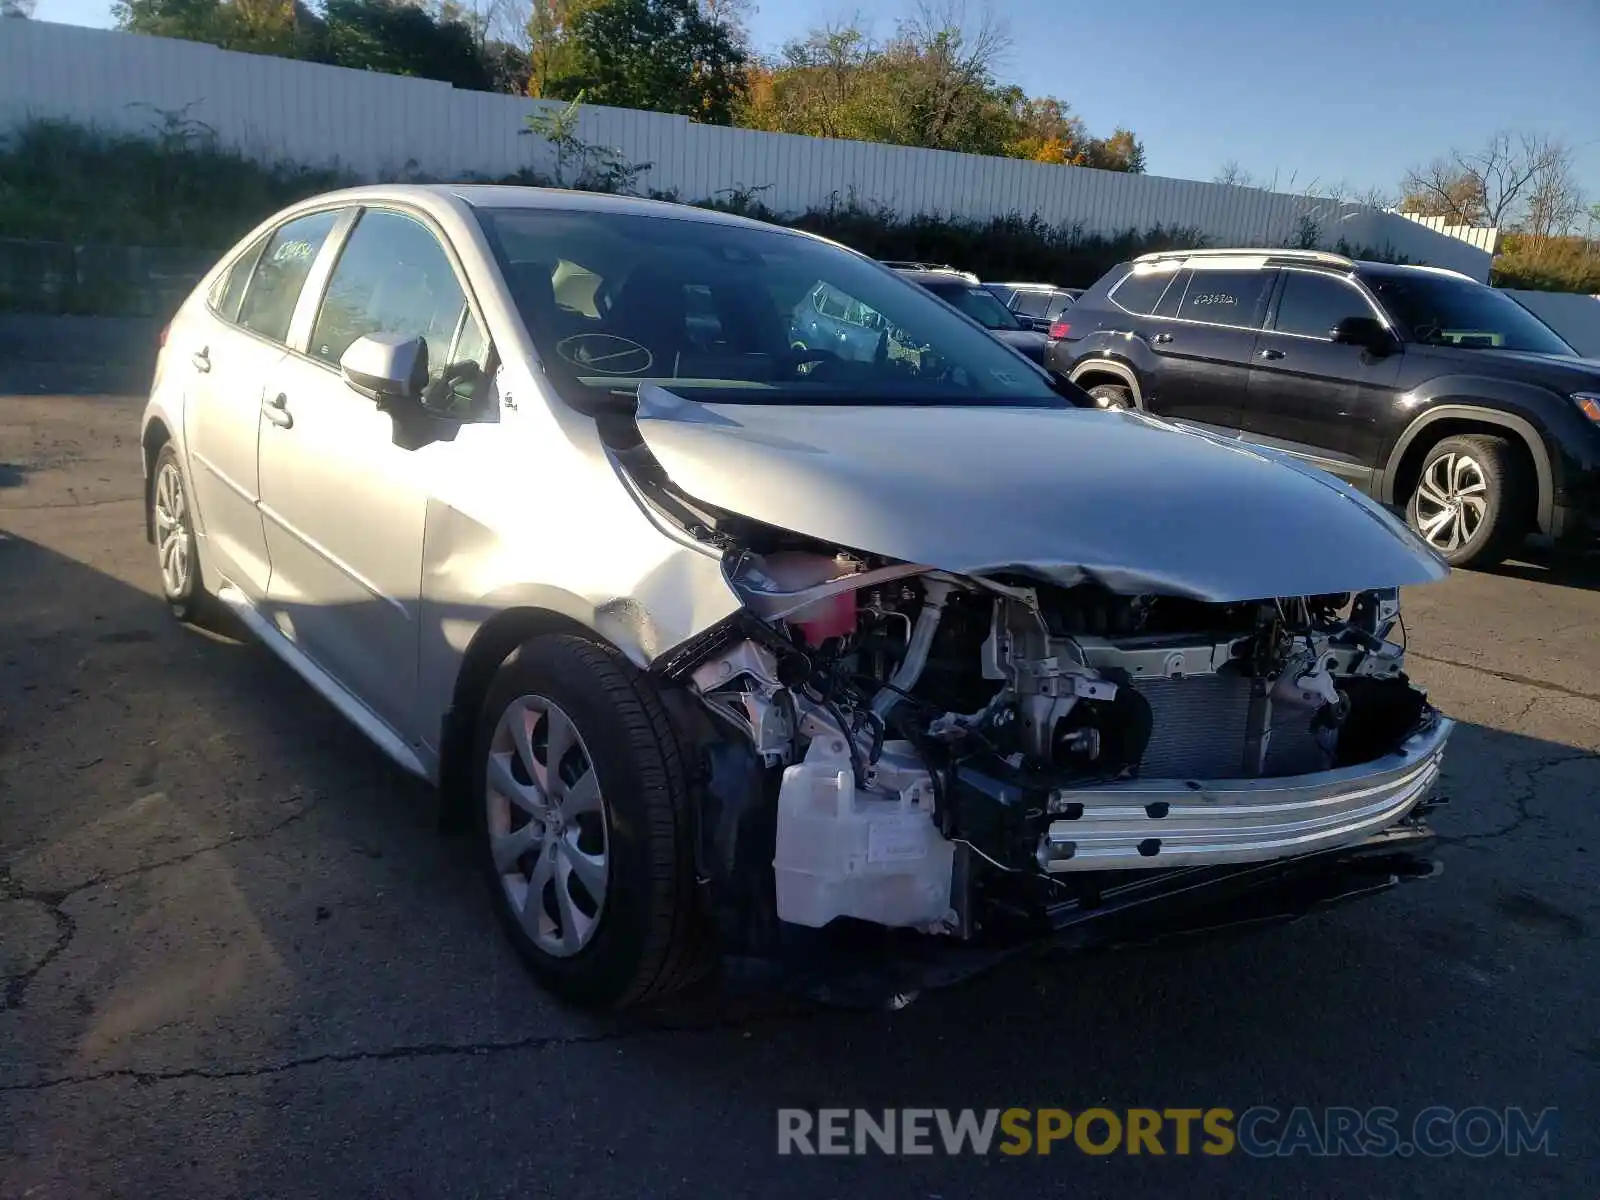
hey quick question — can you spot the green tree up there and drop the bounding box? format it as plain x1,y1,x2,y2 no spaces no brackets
524,0,603,97
548,0,748,125
113,0,319,56
2,0,38,17
321,0,493,90
739,12,1144,169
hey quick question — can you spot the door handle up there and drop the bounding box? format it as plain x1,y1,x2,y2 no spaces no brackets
262,393,293,429
1151,332,1173,344
1258,348,1286,360
191,347,211,373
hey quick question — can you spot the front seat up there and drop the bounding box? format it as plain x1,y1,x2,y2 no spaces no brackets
605,267,691,375
505,260,558,341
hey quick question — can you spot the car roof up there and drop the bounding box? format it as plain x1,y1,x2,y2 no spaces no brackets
1130,247,1475,283
897,268,981,286
1351,260,1483,283
279,182,808,234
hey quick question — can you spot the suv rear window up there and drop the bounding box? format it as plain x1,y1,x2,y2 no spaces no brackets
1108,266,1179,315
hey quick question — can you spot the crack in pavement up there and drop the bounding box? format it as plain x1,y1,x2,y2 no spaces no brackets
1434,751,1597,850
0,797,315,1012
0,1007,821,1094
0,495,141,512
1408,651,1600,705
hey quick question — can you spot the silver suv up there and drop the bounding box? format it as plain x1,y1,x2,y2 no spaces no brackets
141,186,1455,1010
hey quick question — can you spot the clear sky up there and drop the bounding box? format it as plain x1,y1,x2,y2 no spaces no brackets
29,0,1600,203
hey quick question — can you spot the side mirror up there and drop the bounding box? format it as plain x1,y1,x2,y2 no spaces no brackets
1331,316,1398,355
339,333,428,405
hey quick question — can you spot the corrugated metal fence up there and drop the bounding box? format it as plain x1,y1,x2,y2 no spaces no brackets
1,20,1492,279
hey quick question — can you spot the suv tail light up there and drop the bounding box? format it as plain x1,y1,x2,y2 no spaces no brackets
1047,320,1070,339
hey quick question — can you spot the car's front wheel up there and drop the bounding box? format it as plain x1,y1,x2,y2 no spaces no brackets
1405,434,1531,568
471,634,708,1008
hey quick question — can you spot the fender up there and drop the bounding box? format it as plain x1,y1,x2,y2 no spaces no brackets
1378,383,1561,530
1067,356,1144,407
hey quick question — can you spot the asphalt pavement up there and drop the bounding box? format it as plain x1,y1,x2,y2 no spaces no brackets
1,388,1595,1199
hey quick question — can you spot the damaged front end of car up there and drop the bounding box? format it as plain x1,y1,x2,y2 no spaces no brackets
607,394,1452,1008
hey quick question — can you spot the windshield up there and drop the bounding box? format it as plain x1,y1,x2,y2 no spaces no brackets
922,280,1024,330
1368,274,1576,355
474,207,1062,407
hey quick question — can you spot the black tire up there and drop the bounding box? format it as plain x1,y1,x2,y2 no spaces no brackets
1404,434,1532,569
470,634,708,1009
149,443,213,623
1086,383,1134,411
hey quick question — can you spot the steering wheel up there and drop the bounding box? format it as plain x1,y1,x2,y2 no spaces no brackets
557,332,654,376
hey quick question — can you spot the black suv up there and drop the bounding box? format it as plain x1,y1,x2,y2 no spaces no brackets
1047,248,1600,567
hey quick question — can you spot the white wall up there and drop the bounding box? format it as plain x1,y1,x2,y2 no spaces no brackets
1,20,1491,279
1508,290,1600,358
1392,211,1501,255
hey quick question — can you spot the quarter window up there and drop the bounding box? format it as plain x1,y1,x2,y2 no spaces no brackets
1110,267,1179,315
309,208,483,385
210,234,267,323
1173,269,1275,330
236,210,339,343
1274,271,1371,338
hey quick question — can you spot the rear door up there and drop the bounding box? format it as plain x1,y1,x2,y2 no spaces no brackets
1143,266,1277,436
1010,289,1053,331
1242,268,1403,485
181,210,340,600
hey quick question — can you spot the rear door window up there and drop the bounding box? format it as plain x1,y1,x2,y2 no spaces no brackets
1013,291,1051,318
236,210,339,344
1045,293,1075,320
1174,269,1275,330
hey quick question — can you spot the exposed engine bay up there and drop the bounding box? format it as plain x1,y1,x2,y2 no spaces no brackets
664,550,1447,956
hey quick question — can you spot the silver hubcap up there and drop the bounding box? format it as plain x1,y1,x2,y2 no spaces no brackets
152,461,192,598
485,695,609,958
1415,452,1489,553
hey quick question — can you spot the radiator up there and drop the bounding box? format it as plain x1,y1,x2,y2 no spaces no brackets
1132,675,1330,780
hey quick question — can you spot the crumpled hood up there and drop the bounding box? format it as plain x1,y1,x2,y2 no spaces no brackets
632,388,1449,602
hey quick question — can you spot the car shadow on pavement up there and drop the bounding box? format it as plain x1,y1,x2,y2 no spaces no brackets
1486,543,1600,592
2,531,1596,1197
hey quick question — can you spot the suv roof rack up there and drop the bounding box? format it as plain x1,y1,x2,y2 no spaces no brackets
881,260,974,277
1133,247,1357,269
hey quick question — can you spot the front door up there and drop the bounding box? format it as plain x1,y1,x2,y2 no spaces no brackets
1242,268,1404,485
255,205,491,742
1142,266,1277,436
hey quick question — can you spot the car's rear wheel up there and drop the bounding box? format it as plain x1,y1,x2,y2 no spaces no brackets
150,443,210,622
1405,434,1531,568
1086,383,1134,411
471,634,707,1009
